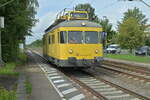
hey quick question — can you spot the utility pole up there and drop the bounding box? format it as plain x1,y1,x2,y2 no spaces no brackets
0,0,15,66
0,17,4,66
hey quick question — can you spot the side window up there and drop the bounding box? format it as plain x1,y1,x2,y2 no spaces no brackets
52,35,55,44
43,37,45,45
48,36,51,44
99,32,102,43
60,31,67,43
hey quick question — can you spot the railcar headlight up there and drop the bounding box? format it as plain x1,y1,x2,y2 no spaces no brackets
81,22,86,26
95,49,99,54
69,49,73,54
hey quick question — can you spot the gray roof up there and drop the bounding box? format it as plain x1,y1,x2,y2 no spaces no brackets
45,20,101,33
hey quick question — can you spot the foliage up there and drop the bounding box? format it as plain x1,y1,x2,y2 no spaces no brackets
75,3,99,22
16,51,27,65
118,7,149,47
28,39,42,48
0,63,18,76
145,37,150,46
99,18,116,43
111,33,119,44
105,54,150,63
75,3,116,44
118,17,144,52
123,7,148,30
0,0,38,62
25,81,32,95
0,89,16,100
145,28,150,46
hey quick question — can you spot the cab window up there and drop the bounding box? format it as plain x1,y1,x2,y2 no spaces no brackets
85,31,98,44
60,31,67,43
68,31,83,44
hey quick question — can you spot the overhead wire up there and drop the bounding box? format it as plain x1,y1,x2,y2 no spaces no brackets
67,0,76,7
140,0,150,8
96,0,119,13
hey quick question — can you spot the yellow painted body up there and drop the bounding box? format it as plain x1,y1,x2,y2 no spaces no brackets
43,27,103,61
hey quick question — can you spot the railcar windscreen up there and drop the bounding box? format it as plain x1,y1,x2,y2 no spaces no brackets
85,31,98,44
68,31,83,44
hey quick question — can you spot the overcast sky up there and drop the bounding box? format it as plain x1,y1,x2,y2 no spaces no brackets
26,0,150,44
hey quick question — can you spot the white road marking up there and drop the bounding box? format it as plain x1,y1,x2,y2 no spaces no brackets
95,87,116,91
47,70,57,73
62,88,77,95
107,94,130,99
69,94,85,100
146,82,150,85
57,83,71,88
139,80,145,82
87,82,105,86
91,85,110,88
38,64,66,100
50,76,62,80
145,76,150,78
128,76,133,79
130,98,141,100
101,90,123,95
53,79,65,83
80,78,96,81
48,73,59,76
84,81,101,83
134,78,139,81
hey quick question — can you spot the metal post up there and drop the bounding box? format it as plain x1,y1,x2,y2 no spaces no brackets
0,28,4,66
0,17,4,67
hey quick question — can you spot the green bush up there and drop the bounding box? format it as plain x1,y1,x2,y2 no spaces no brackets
0,89,16,100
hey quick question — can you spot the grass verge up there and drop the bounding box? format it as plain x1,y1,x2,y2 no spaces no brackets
0,51,27,100
105,54,150,63
16,51,27,65
0,63,19,76
0,88,16,100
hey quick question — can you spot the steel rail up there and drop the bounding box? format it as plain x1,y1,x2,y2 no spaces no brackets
100,65,150,82
84,70,150,100
103,61,150,74
30,50,149,100
60,69,108,100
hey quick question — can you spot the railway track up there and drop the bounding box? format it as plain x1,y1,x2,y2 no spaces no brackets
103,61,150,74
101,62,150,84
63,69,149,100
31,50,150,100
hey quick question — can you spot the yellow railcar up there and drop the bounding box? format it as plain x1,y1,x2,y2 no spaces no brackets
43,10,103,68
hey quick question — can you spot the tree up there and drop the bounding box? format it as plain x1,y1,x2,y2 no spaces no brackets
118,17,144,52
118,7,149,51
99,18,116,43
75,3,99,22
123,7,148,28
75,3,116,43
28,39,42,48
0,0,39,62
